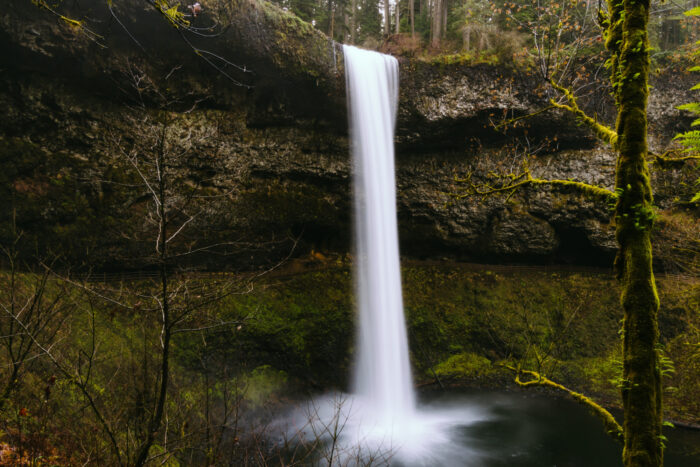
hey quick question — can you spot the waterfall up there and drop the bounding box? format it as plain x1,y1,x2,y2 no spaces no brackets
343,44,415,424
277,46,488,466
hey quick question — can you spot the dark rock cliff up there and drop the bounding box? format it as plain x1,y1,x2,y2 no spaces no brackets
0,0,697,271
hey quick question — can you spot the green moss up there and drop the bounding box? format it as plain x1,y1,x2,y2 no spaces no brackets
606,0,663,463
434,352,493,379
242,365,289,407
257,0,315,37
223,264,696,426
576,349,624,400
606,0,663,466
253,0,328,78
208,268,355,385
429,53,477,66
426,52,501,67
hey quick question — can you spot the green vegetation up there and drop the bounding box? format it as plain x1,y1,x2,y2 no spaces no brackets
450,2,697,465
3,2,699,466
0,264,698,464
194,265,699,421
667,8,700,203
433,352,492,379
264,0,698,67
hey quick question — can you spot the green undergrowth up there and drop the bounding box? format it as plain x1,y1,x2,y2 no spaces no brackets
1,264,697,464
428,52,499,67
217,264,699,423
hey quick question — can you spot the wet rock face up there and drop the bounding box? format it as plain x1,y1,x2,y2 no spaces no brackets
392,62,696,268
0,1,696,270
393,148,618,266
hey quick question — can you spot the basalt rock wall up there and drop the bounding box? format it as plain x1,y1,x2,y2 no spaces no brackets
0,0,697,271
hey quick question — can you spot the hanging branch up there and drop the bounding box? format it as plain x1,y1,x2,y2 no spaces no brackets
141,0,254,87
492,105,558,132
651,149,700,166
454,164,616,202
503,364,624,444
549,80,618,147
30,0,105,46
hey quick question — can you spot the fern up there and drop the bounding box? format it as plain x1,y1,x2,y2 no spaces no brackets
677,102,700,115
673,130,700,150
673,8,700,205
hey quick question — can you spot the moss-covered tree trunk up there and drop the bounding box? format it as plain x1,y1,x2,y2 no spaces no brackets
606,1,663,465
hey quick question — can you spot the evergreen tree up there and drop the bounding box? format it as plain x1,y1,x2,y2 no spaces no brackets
356,0,383,43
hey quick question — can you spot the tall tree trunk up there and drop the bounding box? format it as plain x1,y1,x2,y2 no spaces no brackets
410,0,415,38
343,10,349,43
431,0,443,47
395,0,400,34
606,1,663,465
384,0,390,36
441,0,447,37
350,0,357,44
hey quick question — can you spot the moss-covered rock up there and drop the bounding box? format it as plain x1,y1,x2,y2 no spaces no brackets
196,264,699,425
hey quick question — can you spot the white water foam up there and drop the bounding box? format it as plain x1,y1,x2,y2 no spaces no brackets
278,392,490,465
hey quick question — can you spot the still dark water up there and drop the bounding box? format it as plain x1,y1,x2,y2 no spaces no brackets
412,390,700,467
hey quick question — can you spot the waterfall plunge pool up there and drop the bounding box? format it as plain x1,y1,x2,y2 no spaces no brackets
271,388,700,466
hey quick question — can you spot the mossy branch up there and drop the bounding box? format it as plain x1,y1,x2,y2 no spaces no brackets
31,0,104,45
149,0,191,29
493,105,558,131
504,364,624,444
454,166,616,202
549,80,618,148
650,149,700,167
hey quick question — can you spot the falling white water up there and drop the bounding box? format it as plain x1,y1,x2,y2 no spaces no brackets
273,46,492,466
344,45,415,426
